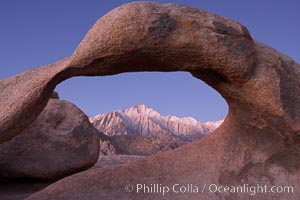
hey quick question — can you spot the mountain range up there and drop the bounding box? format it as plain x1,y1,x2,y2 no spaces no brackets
89,104,223,155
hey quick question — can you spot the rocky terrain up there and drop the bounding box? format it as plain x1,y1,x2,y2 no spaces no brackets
0,2,299,200
92,104,222,155
0,97,100,181
0,94,100,199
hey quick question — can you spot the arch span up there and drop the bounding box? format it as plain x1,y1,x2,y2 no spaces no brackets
1,2,298,144
0,2,258,143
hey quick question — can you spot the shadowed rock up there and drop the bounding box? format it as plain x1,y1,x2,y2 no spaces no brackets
0,2,299,200
0,99,99,180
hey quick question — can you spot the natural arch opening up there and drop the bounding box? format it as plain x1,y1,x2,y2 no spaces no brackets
55,72,228,155
56,72,227,121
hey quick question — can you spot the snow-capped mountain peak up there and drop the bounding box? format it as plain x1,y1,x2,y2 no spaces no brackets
90,105,223,141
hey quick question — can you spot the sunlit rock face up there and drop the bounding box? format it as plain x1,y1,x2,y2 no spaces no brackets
0,1,299,200
90,104,223,140
91,104,222,155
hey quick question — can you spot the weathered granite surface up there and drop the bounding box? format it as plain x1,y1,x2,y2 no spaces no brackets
0,2,299,200
0,99,99,180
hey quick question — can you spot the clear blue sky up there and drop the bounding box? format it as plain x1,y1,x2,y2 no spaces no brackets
0,0,299,121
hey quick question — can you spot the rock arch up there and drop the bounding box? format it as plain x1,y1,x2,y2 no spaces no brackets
0,2,257,143
0,2,299,199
